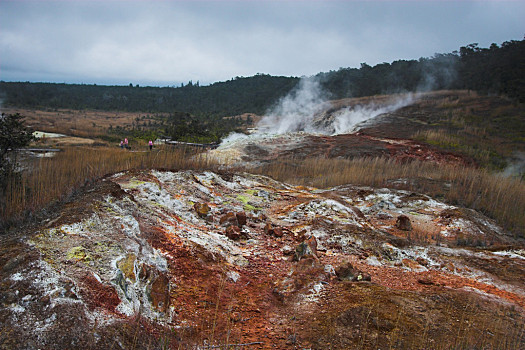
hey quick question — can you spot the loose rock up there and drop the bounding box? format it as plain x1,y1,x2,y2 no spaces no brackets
396,215,412,231
220,212,238,227
335,262,371,282
236,211,247,226
226,225,242,240
294,236,318,261
194,202,211,218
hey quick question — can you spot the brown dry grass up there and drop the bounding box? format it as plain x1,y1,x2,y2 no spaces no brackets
250,157,525,237
2,147,523,238
1,146,216,227
1,107,164,138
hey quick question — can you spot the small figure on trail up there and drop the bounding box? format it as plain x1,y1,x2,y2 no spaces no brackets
148,140,153,150
120,140,124,148
124,138,129,149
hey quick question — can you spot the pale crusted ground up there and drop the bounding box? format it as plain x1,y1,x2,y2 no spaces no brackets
1,170,523,349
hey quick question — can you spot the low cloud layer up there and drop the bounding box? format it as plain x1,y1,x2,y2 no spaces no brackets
1,1,524,86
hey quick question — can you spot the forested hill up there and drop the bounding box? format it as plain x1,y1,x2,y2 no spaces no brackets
0,75,299,117
1,39,523,116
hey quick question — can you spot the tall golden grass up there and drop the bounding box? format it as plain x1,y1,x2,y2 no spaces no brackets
1,146,216,226
2,148,523,237
250,157,525,237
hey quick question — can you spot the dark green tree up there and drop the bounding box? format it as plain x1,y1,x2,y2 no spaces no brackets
0,113,34,190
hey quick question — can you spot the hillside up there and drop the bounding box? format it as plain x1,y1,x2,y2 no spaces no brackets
1,169,523,349
213,90,524,172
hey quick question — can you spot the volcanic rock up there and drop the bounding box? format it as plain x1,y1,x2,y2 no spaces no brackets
264,222,283,237
194,202,211,218
396,215,412,231
226,225,242,240
2,167,523,349
272,227,284,237
220,212,238,226
149,272,170,313
236,211,247,226
294,236,318,261
335,262,371,282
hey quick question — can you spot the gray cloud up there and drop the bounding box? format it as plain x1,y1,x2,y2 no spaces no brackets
1,1,523,86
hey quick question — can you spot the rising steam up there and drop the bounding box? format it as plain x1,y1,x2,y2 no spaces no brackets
331,94,415,134
257,78,329,134
220,76,416,146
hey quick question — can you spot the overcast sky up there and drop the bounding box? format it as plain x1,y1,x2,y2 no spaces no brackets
0,0,523,86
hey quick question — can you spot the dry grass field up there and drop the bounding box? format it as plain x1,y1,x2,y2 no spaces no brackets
2,107,164,139
0,146,216,228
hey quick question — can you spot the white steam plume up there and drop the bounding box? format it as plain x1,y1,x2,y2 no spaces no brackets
257,78,329,134
502,151,525,179
331,94,415,135
220,76,417,146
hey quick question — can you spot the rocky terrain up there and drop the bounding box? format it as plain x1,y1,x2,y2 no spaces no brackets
1,169,523,349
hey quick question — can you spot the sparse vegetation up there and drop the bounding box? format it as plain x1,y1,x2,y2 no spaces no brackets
251,156,525,237
411,95,525,172
0,145,217,231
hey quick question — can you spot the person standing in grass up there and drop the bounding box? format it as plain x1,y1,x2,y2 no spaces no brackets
124,138,129,149
148,140,153,150
120,140,124,148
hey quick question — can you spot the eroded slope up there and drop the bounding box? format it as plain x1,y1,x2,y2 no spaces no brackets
1,170,524,349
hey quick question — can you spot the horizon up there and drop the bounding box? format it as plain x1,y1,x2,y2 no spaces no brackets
0,37,519,89
1,1,523,87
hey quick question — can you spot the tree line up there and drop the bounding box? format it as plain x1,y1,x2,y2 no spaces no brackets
0,38,523,118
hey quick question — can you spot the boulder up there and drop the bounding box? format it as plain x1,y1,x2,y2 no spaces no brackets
396,215,412,231
236,211,247,226
335,262,371,282
264,222,284,237
220,212,238,227
194,202,210,218
226,225,242,240
272,227,284,237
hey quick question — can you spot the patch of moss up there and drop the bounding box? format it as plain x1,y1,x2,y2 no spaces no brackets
236,194,262,211
66,246,91,262
236,194,250,204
